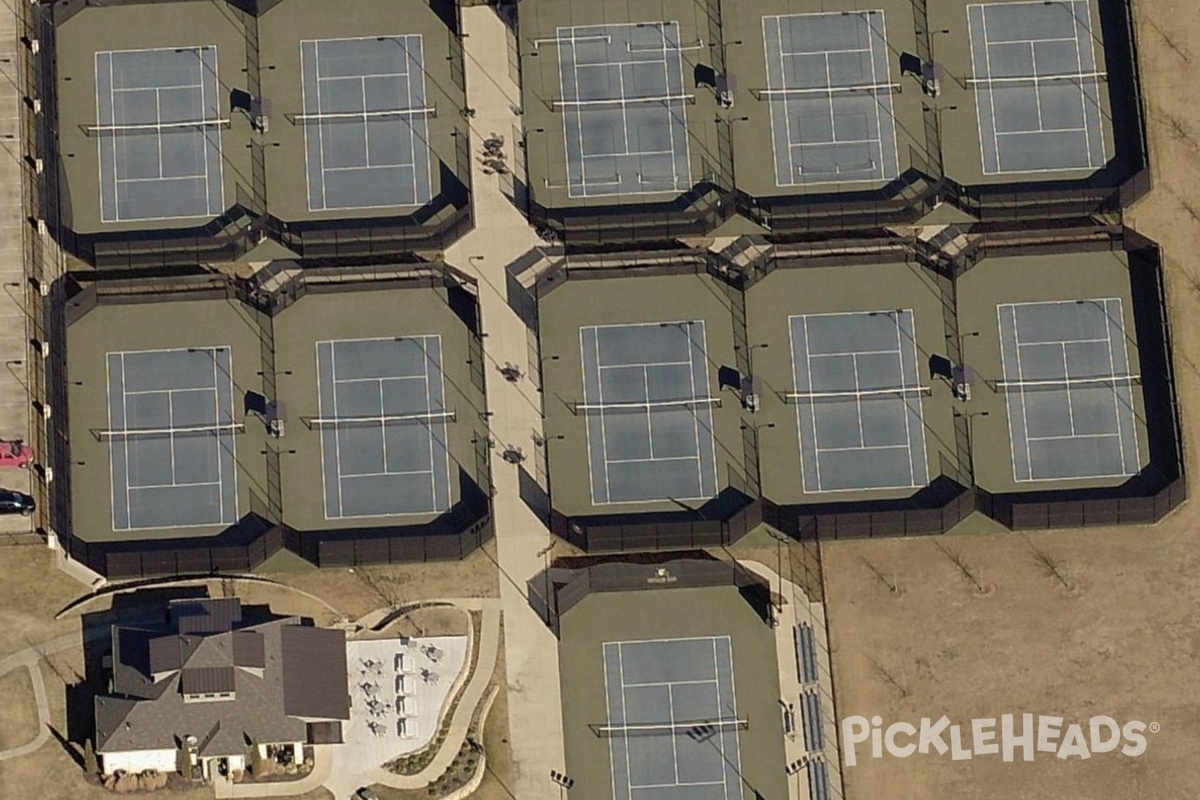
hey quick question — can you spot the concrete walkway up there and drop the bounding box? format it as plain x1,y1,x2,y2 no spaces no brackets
363,597,500,793
738,560,844,800
0,0,35,537
213,745,333,799
445,7,566,800
0,627,107,761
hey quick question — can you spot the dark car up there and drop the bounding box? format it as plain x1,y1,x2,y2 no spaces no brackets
0,489,34,515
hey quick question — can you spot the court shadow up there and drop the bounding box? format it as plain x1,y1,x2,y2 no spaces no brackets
230,88,252,116
928,354,953,382
717,365,741,392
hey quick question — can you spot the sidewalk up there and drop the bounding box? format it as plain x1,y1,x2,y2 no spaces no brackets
445,7,566,800
0,0,33,535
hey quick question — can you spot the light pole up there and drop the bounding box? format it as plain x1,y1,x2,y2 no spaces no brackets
535,539,557,626
735,341,770,376
953,408,989,483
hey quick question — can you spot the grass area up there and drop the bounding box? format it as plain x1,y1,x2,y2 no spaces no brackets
0,548,88,660
0,665,38,751
270,541,500,624
823,2,1200,798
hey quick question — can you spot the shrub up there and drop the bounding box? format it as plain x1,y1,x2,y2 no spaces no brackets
83,738,99,775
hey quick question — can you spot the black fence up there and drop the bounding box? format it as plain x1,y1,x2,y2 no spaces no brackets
36,0,473,272
549,498,762,553
55,265,494,579
527,551,772,636
521,228,1185,550
63,507,493,580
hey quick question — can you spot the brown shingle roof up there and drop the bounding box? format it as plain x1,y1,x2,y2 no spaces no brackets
280,627,350,720
181,666,236,695
171,598,243,634
231,631,265,668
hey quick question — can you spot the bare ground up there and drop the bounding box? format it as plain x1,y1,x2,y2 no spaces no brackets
0,665,38,751
826,3,1200,798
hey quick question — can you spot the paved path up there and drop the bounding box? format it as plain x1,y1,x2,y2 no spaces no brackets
445,7,566,800
363,598,500,794
0,0,34,537
0,627,101,761
738,560,843,800
213,745,333,799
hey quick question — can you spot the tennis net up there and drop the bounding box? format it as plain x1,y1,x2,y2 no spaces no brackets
589,718,748,738
303,411,455,430
785,386,930,404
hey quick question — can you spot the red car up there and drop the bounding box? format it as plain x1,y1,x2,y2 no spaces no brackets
0,440,33,469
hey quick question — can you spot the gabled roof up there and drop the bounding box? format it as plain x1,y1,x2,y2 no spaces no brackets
280,627,350,720
171,598,242,634
181,666,236,695
231,630,265,668
96,597,348,756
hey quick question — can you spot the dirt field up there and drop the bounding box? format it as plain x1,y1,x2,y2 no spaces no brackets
0,665,38,751
825,4,1200,799
276,540,501,624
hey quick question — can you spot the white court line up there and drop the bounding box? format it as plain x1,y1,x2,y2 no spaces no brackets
120,354,132,529
595,330,614,504
994,126,1089,137
800,316,823,492
330,341,345,516
1025,432,1121,442
340,468,435,479
979,7,1004,172
115,174,210,184
581,329,602,507
667,682,680,783
852,354,866,449
618,644,633,800
606,455,701,465
815,443,913,454
1006,305,1036,482
599,358,692,370
105,355,119,532
129,479,221,491
895,317,916,485
685,330,703,497
1059,343,1077,436
712,638,731,800
622,678,718,688
558,22,690,198
1102,297,1129,475
603,645,619,800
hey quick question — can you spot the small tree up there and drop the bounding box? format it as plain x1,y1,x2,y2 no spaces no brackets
248,740,264,776
83,738,99,775
176,745,190,777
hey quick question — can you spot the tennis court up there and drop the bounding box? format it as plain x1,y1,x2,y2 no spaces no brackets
104,347,239,531
554,22,692,198
761,10,899,186
997,299,1139,482
966,0,1107,174
788,310,929,493
601,636,744,800
580,321,719,505
300,35,433,211
314,335,452,519
94,46,226,222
